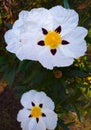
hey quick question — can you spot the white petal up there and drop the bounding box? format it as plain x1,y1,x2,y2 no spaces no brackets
6,23,43,61
5,29,22,54
14,30,43,61
35,118,46,130
28,8,53,30
37,47,74,69
13,10,29,29
17,109,30,122
4,29,19,45
50,6,79,35
13,19,23,29
28,118,46,130
21,90,37,109
42,108,58,130
19,10,29,20
63,27,88,41
28,118,36,130
60,40,87,58
34,91,55,110
17,109,30,130
6,40,22,55
61,27,88,58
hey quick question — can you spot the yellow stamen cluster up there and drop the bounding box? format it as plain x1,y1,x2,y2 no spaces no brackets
44,31,62,49
31,106,42,118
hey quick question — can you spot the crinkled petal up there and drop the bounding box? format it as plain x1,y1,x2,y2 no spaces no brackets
21,90,37,109
5,23,43,61
13,19,24,29
37,47,74,69
33,92,55,110
63,27,88,41
42,108,58,130
50,6,79,36
13,11,29,29
28,118,46,130
60,40,87,58
61,27,88,58
28,8,53,30
19,10,29,20
14,31,42,61
4,29,20,45
17,109,30,122
5,29,21,54
17,109,30,130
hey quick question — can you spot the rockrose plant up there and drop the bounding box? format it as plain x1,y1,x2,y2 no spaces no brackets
3,2,90,130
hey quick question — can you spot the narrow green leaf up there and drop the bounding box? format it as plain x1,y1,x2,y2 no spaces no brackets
63,0,70,9
72,104,82,122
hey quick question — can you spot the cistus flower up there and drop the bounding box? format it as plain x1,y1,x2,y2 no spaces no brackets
17,90,58,130
4,6,88,69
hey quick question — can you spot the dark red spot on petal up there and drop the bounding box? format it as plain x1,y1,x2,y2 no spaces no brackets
42,28,48,35
29,114,32,118
36,118,39,123
39,104,43,108
55,26,61,33
62,40,69,45
37,41,45,46
42,113,46,117
31,102,35,106
50,49,57,55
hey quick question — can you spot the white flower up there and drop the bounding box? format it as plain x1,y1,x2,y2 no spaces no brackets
17,90,58,130
4,6,88,69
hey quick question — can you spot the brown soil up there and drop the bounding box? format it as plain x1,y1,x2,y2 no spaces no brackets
0,87,22,130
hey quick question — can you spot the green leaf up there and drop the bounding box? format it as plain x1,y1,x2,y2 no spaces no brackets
8,68,15,86
16,60,32,73
72,104,82,122
63,0,70,9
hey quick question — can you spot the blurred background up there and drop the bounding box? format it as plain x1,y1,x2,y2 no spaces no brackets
0,0,91,130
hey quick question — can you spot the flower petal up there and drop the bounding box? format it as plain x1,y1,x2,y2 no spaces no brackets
28,8,53,30
5,22,43,61
13,11,29,29
42,108,58,130
37,47,74,69
61,27,88,58
28,118,46,130
33,91,55,110
4,29,19,45
49,6,79,36
13,19,24,29
19,10,29,20
21,90,37,109
17,109,30,130
17,109,30,122
4,29,22,54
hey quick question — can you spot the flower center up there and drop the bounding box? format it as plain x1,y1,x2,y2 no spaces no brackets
31,106,42,118
44,31,62,49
